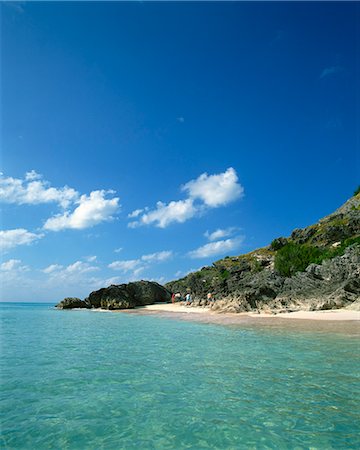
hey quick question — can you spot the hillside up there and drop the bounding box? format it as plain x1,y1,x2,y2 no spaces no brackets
165,193,360,313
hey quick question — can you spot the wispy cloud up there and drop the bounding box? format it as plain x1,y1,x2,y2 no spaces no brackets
128,208,145,218
43,190,120,231
204,227,238,241
0,228,44,252
188,236,244,259
141,250,173,263
42,264,63,274
129,168,244,228
42,261,99,284
320,66,344,79
1,259,29,272
85,255,97,262
1,259,121,302
108,259,143,273
108,250,173,279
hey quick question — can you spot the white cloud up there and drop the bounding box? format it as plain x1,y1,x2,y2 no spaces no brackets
130,198,196,228
129,168,244,229
128,208,144,218
1,259,29,272
108,250,173,279
204,227,237,241
1,259,109,302
0,172,79,208
108,259,142,273
0,228,44,252
127,221,141,229
85,255,97,262
43,190,120,231
25,170,42,181
42,261,99,286
141,250,173,263
42,264,63,274
28,260,103,301
1,171,120,233
188,236,244,259
0,259,30,290
182,167,243,207
114,247,123,253
65,261,99,274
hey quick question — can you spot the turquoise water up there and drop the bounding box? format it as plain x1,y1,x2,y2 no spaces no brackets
1,303,359,449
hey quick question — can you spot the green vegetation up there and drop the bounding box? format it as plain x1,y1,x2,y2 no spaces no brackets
220,269,230,279
270,237,287,251
275,237,360,277
354,186,360,196
321,236,360,260
250,258,263,273
274,243,323,277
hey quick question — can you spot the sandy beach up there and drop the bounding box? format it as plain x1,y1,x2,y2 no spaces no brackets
137,303,360,321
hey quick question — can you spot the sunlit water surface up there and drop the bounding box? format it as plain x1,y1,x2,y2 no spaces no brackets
1,303,359,449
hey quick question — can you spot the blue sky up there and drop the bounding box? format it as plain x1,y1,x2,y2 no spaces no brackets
1,1,359,302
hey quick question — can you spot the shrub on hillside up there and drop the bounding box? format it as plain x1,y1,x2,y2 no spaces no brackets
354,186,360,196
270,237,288,251
274,242,323,277
275,237,360,277
220,269,230,279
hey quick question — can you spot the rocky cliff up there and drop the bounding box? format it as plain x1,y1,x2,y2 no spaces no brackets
56,281,171,310
165,193,360,313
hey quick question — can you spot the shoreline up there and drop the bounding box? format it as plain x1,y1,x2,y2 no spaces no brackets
131,303,360,322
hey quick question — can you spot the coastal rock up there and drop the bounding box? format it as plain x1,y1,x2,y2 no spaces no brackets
56,297,89,309
57,281,171,310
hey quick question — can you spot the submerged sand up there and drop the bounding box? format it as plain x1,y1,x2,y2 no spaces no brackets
111,303,360,334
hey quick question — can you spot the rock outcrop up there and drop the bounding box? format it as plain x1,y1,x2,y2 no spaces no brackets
165,194,360,313
56,297,89,309
56,281,171,310
207,245,360,313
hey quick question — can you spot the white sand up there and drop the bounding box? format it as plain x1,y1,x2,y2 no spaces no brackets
140,303,210,314
138,303,360,321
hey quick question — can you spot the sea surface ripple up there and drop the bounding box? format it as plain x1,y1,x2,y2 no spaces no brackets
1,303,359,449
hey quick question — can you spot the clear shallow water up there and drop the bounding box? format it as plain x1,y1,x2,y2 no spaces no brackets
1,303,359,449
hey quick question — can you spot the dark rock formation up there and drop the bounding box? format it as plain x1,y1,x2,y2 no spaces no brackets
56,297,89,309
56,281,171,310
